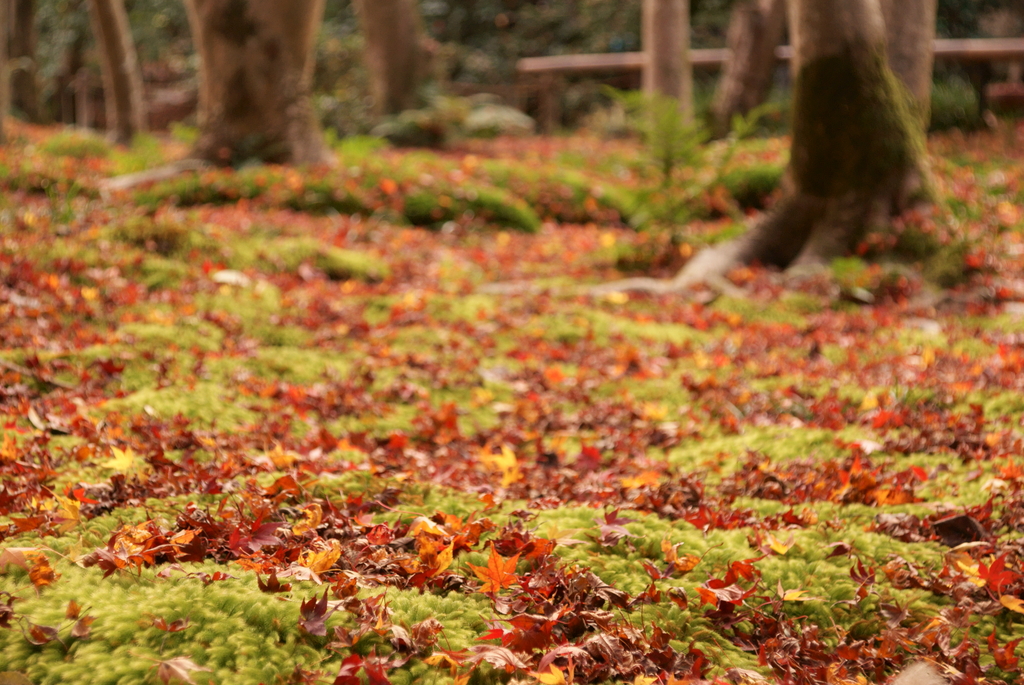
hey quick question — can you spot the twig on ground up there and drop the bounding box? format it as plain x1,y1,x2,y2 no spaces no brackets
0,357,75,390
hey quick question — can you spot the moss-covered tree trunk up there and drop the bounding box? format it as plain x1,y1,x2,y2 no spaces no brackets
0,0,9,144
183,0,332,166
353,0,423,117
678,0,927,281
11,0,40,122
88,0,147,145
710,0,786,138
643,0,693,117
881,0,936,119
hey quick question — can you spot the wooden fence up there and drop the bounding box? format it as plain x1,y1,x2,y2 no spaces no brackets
516,38,1024,131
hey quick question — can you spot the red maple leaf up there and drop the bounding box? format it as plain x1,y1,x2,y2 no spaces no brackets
468,545,519,594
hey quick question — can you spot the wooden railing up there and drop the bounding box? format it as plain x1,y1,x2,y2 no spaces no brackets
516,38,1024,131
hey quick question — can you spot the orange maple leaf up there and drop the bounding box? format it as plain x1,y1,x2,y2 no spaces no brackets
468,545,519,594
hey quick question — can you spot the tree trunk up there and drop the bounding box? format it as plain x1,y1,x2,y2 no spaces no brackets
643,0,693,117
87,0,147,145
353,0,423,116
0,0,8,144
880,0,936,120
677,0,927,283
710,0,786,138
11,0,40,122
183,0,332,166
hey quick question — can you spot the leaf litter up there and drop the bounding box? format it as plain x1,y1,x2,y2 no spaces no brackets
0,123,1023,683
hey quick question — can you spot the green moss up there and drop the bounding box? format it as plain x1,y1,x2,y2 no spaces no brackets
101,382,260,428
137,255,190,290
243,346,352,384
0,565,328,685
39,131,111,159
117,321,225,353
316,247,390,282
110,217,192,257
922,239,970,288
718,164,784,209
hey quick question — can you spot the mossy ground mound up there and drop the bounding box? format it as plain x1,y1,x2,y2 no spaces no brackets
1,123,1024,684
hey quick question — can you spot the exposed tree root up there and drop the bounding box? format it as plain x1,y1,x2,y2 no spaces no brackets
99,158,210,196
584,175,919,298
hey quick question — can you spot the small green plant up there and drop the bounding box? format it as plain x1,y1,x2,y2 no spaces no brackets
40,130,111,159
46,181,83,226
110,134,167,175
608,88,708,187
112,217,192,256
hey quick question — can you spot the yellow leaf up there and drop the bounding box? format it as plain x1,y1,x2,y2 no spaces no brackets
292,504,323,537
602,292,629,305
431,542,454,577
267,444,299,469
81,287,99,301
1001,595,1024,613
783,589,812,601
0,433,17,462
425,652,462,677
298,539,342,574
55,496,81,532
767,533,794,555
533,665,567,685
641,402,668,421
633,676,658,685
600,232,616,249
102,447,136,472
409,517,448,537
859,394,879,412
621,471,662,489
955,559,986,587
479,445,522,488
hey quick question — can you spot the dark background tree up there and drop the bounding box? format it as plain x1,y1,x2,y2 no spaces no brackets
678,0,930,283
353,0,424,116
710,0,786,137
87,0,147,143
182,0,332,165
643,0,693,116
11,0,40,122
0,0,9,143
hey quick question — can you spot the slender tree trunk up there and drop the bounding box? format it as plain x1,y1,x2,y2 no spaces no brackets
643,0,693,117
677,0,927,282
11,0,39,122
353,0,423,116
87,0,147,145
880,0,936,121
0,0,8,144
183,0,332,166
710,0,786,138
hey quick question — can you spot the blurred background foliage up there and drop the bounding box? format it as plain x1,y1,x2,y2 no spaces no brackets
23,0,1024,137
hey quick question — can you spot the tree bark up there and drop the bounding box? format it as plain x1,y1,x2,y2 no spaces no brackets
880,0,936,120
676,0,927,284
183,0,332,166
710,0,786,138
11,0,39,122
353,0,423,117
643,0,693,117
87,0,147,145
0,0,8,144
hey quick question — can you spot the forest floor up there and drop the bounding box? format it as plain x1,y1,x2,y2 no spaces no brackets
1,121,1024,685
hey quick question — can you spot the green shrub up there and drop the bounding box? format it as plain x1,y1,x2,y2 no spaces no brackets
316,247,390,282
40,130,112,159
718,164,785,210
930,75,982,131
111,217,192,256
